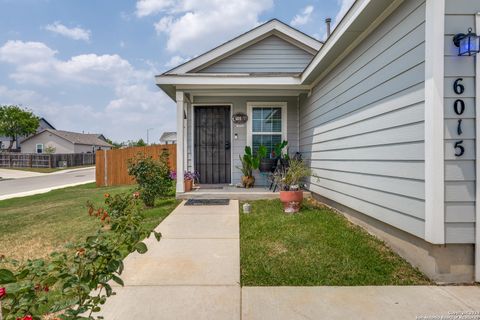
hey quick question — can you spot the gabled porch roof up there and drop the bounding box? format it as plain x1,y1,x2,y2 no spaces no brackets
156,0,403,101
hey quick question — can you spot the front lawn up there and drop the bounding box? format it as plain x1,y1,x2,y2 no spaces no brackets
0,183,179,261
240,199,431,286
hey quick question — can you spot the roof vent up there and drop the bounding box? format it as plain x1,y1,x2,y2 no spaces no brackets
325,18,332,38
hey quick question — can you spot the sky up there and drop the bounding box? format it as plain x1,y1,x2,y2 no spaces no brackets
0,0,354,143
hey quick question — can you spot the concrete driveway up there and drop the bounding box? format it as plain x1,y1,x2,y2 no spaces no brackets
0,167,95,200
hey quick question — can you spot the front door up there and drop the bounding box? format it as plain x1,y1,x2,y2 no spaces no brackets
194,106,231,184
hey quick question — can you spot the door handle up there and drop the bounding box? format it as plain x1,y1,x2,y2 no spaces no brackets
225,142,231,150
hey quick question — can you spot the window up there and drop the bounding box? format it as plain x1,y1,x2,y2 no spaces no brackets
247,102,287,156
36,144,44,154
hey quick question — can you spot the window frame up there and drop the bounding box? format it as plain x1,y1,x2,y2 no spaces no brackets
246,102,288,153
36,143,44,154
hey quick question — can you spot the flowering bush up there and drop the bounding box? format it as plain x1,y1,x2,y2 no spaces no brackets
128,150,175,207
0,191,161,320
170,171,199,182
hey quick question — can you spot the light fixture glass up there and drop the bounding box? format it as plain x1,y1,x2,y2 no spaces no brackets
453,28,480,56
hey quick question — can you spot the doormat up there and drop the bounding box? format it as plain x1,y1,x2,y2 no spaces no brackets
185,199,230,206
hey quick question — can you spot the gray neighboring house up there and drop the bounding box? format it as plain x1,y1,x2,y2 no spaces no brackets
159,131,177,144
156,1,480,284
20,129,112,154
0,117,55,151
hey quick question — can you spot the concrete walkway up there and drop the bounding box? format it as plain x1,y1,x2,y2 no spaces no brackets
100,200,240,320
100,200,480,319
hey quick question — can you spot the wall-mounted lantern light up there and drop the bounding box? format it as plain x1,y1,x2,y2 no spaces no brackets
453,28,480,56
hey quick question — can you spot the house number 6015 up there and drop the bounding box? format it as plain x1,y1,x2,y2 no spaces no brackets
453,78,465,157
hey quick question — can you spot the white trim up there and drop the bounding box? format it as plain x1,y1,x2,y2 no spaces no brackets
474,12,480,283
176,91,185,193
191,103,234,185
246,102,288,152
166,19,322,74
156,74,304,87
36,143,44,154
424,0,445,244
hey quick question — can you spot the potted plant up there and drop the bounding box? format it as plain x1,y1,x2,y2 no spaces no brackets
169,170,198,192
237,146,260,188
259,140,288,172
273,159,313,213
184,171,198,192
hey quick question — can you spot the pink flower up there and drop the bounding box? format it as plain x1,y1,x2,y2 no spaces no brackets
0,287,6,299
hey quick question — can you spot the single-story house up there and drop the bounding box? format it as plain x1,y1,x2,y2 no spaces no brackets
0,117,55,151
159,131,177,144
156,0,480,283
21,129,112,154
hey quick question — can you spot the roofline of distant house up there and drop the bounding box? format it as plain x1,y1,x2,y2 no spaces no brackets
21,129,112,147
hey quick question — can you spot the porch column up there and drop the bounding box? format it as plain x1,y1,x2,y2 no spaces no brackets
176,91,185,193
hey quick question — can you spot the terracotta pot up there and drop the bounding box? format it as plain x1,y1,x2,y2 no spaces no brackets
279,190,303,213
184,179,193,192
241,175,255,188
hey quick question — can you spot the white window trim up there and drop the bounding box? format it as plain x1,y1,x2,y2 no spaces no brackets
36,143,44,154
246,102,288,152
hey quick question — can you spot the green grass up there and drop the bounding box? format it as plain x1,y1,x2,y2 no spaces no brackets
240,199,431,286
0,183,179,261
2,165,94,174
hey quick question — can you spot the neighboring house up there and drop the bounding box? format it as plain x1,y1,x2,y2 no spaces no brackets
159,131,177,144
21,129,112,154
156,1,480,284
0,117,55,150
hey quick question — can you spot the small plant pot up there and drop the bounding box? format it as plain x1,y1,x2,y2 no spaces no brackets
242,175,255,188
279,190,303,213
184,179,193,192
259,158,275,172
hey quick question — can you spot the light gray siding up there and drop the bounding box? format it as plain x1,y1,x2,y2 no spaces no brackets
198,35,314,73
188,96,299,184
443,0,480,243
299,0,427,238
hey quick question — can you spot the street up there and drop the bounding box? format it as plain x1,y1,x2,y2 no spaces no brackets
0,167,95,200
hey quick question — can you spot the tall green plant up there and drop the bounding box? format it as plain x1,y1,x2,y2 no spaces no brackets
237,146,265,177
0,105,39,151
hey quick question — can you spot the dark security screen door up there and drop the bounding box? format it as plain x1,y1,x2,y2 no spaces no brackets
194,106,231,184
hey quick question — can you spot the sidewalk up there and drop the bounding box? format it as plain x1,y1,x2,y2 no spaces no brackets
100,200,480,320
100,200,240,320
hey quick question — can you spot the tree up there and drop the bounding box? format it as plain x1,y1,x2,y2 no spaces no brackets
0,105,40,151
136,138,147,147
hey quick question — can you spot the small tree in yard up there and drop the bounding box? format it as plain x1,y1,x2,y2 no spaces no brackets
0,105,40,151
128,150,174,207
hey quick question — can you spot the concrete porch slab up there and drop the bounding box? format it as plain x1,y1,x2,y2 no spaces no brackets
114,238,240,286
242,286,480,320
156,214,239,239
177,185,311,200
99,285,240,320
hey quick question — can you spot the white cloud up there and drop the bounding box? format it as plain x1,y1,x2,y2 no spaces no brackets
164,55,188,68
333,0,355,29
45,22,91,41
0,40,176,142
137,0,273,56
290,5,314,27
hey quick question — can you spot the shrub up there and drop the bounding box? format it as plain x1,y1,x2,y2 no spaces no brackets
0,192,161,320
127,150,174,207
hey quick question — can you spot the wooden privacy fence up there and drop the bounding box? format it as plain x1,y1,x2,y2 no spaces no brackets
0,153,95,168
95,144,176,187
